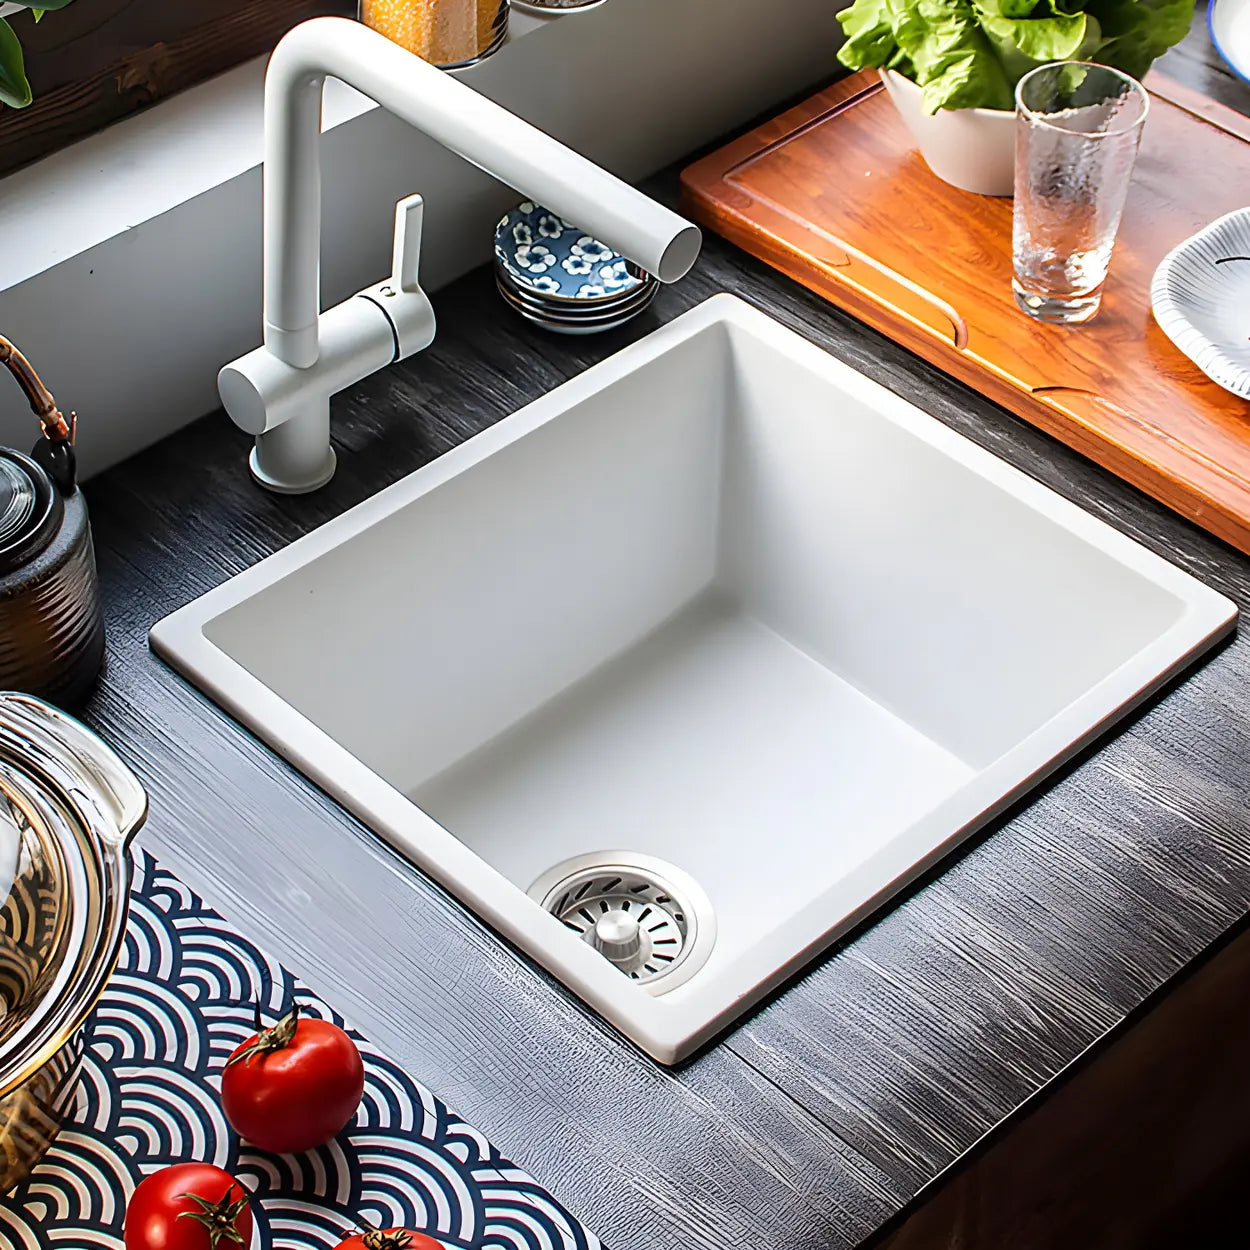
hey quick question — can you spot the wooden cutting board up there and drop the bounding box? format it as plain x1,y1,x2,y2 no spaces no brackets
681,69,1250,555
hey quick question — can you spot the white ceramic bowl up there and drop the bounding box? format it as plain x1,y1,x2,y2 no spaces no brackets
880,69,1016,197
1151,207,1250,400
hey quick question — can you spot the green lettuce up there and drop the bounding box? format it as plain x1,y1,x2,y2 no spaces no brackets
838,0,897,66
887,0,1016,110
1087,0,1194,77
836,0,1194,112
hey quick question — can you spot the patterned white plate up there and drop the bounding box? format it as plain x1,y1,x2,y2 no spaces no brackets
0,852,602,1250
1210,0,1250,82
1151,207,1250,400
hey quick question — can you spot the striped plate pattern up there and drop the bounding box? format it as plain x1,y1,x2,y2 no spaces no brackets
0,852,603,1250
1151,207,1250,400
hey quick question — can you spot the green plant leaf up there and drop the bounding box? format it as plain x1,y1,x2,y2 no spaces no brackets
886,0,1016,111
0,17,32,109
24,0,79,9
979,8,1089,63
976,0,1044,18
1086,0,1194,78
837,0,898,71
836,0,1189,113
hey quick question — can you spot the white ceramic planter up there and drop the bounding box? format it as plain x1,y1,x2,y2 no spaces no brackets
880,68,1017,197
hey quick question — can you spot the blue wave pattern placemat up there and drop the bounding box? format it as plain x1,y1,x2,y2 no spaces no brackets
0,851,603,1250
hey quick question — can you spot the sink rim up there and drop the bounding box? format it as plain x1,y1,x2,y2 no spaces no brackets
151,293,1237,1063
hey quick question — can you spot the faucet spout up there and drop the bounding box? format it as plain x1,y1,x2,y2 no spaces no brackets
262,16,701,370
222,16,701,491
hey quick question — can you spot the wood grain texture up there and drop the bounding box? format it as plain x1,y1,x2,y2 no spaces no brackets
81,271,908,1250
0,0,353,176
1160,0,1247,116
880,919,1250,1250
680,68,1250,555
67,8,1250,1250
82,248,1250,1250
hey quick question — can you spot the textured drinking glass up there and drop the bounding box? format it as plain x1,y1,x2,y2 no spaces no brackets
1012,62,1149,324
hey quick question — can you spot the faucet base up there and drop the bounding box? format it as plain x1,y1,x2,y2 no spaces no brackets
249,443,337,494
248,398,339,494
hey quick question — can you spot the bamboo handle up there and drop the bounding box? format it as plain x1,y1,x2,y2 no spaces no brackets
0,334,74,445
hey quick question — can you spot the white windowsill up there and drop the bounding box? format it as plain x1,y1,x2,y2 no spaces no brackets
0,9,552,292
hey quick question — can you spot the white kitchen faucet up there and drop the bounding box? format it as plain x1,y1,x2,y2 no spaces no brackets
218,16,702,493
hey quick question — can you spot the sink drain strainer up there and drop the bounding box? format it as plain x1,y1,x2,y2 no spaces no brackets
529,852,716,993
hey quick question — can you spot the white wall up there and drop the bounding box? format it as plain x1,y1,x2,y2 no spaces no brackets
0,0,840,477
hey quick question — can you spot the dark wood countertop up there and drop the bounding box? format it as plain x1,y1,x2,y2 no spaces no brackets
76,8,1250,1249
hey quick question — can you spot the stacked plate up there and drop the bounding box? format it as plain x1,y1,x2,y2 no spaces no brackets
510,0,608,11
1210,0,1250,83
494,202,659,335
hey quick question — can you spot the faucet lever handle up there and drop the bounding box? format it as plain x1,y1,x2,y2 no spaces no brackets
392,194,424,294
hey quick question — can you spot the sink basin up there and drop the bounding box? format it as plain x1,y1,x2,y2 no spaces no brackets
151,294,1236,1062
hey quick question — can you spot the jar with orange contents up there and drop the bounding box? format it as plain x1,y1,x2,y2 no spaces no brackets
360,0,509,69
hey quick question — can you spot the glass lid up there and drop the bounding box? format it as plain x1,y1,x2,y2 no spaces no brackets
0,765,84,1062
0,451,59,576
0,695,142,1099
0,458,37,551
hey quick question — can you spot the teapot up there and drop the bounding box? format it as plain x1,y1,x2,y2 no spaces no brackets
0,336,104,706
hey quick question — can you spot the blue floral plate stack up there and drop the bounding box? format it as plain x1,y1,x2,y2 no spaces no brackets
494,202,659,334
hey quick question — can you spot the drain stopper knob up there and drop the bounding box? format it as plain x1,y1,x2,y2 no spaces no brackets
591,911,643,969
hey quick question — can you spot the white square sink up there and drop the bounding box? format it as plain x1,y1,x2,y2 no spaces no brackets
151,295,1236,1063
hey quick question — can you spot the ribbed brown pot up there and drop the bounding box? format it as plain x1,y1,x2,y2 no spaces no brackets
0,335,104,707
0,488,104,708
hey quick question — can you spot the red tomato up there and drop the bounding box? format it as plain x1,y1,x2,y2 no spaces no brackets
221,1004,365,1154
334,1231,445,1250
124,1163,253,1250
